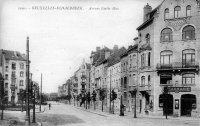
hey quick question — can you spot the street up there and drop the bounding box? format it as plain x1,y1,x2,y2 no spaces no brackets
33,101,199,126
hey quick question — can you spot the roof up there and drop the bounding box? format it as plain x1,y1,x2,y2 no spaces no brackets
107,47,127,67
0,49,26,61
137,4,161,31
92,47,112,66
127,44,138,54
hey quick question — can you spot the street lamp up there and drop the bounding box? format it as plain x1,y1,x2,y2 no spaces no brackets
32,84,36,123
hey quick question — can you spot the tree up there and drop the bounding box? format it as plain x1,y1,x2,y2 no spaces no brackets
85,92,91,109
99,88,106,112
91,91,96,110
163,86,169,119
111,89,117,114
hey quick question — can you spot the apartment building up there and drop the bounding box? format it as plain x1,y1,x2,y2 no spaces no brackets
136,0,200,117
0,49,26,104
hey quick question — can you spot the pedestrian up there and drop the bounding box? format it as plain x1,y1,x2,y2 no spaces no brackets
49,103,51,110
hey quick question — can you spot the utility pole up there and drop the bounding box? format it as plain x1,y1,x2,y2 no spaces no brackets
40,73,42,112
25,36,30,126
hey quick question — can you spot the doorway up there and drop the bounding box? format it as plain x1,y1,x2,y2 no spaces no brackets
181,94,196,116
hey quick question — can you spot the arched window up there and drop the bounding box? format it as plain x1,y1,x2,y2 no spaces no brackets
20,71,24,77
174,6,181,18
141,76,145,86
164,8,169,19
186,5,191,17
182,49,195,67
161,28,173,42
182,73,195,85
182,25,195,40
160,50,173,65
146,34,150,43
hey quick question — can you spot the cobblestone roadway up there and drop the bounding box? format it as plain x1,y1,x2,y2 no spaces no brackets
35,101,199,126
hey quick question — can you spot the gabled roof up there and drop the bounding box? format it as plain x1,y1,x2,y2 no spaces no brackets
0,49,26,61
107,47,127,67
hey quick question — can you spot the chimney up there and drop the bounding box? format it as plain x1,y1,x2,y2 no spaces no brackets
96,47,100,52
113,45,118,53
143,3,152,22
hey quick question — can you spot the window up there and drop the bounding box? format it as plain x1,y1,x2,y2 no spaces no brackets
174,6,181,18
161,51,173,65
20,63,24,69
161,28,173,42
182,49,195,67
164,8,169,19
132,55,137,67
146,34,150,43
5,74,8,80
20,80,24,86
5,83,8,88
182,25,195,40
20,71,24,77
11,79,16,85
186,5,191,17
148,52,151,66
182,73,195,85
12,62,16,70
141,76,145,86
124,77,127,88
141,54,145,67
148,75,151,86
12,71,16,78
5,66,8,72
160,74,172,85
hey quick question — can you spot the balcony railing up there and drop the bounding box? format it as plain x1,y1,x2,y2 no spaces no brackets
156,61,199,70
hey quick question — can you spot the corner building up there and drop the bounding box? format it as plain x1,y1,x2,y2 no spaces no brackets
137,0,200,117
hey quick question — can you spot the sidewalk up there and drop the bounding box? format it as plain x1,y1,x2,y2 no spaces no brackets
72,104,200,121
0,105,47,126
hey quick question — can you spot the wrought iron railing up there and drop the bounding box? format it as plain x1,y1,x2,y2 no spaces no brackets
156,61,199,70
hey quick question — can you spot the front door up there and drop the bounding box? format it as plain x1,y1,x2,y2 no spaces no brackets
181,94,196,116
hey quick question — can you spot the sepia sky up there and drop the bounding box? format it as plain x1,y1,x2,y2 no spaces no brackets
0,0,161,93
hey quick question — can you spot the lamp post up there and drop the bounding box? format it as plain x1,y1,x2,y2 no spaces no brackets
32,84,36,123
25,36,30,126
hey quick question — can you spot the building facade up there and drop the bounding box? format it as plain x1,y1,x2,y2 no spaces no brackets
137,0,200,117
0,49,26,104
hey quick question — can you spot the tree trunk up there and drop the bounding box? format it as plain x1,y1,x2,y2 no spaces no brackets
102,100,103,112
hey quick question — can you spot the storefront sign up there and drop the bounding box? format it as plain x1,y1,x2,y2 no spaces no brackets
167,87,191,93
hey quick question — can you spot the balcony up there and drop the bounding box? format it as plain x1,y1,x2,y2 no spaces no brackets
128,85,137,92
156,62,199,74
81,81,86,85
138,85,150,92
81,75,86,79
10,85,17,90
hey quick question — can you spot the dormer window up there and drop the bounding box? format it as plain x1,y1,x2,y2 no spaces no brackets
174,6,181,18
146,34,150,43
164,8,169,19
186,5,191,17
